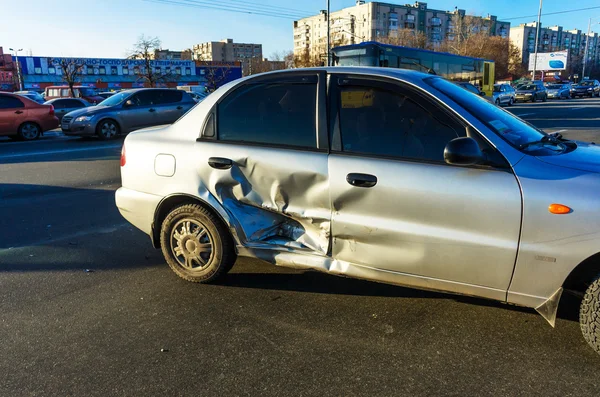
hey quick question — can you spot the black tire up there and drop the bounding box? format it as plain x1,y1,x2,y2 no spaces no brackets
160,204,236,283
18,122,41,141
542,94,547,102
96,119,120,140
531,96,536,103
580,276,600,355
508,98,514,107
495,98,500,106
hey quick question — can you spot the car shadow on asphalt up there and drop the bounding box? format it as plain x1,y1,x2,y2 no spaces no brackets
222,263,581,323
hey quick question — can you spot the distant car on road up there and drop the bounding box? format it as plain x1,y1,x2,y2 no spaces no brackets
570,80,600,98
515,81,548,102
14,91,45,104
44,85,104,105
116,67,600,357
0,92,58,140
492,83,515,106
546,83,571,99
44,98,90,121
61,88,195,140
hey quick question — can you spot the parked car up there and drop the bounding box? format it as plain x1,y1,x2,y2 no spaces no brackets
44,98,90,121
515,81,548,102
455,82,493,103
492,83,515,106
0,92,58,140
97,92,116,100
546,83,571,99
44,85,104,105
14,91,45,104
116,67,600,356
570,79,600,98
61,88,195,140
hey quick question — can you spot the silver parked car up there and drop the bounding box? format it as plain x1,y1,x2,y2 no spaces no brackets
492,83,515,106
15,90,45,104
546,83,571,99
44,98,90,121
61,88,195,139
116,67,600,355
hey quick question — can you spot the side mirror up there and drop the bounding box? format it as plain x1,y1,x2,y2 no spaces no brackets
124,99,134,108
479,91,486,97
444,137,484,166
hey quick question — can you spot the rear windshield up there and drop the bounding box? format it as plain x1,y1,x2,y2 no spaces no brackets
517,84,536,90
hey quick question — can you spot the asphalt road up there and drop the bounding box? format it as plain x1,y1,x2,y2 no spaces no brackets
1,99,600,396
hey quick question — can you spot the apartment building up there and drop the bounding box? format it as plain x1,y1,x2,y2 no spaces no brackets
192,39,262,75
510,22,600,76
293,1,510,60
0,47,16,90
153,49,193,61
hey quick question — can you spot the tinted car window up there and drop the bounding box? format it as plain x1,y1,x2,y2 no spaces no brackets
0,95,25,109
64,99,85,108
461,83,479,95
131,91,160,106
338,86,461,162
158,90,183,104
217,82,317,148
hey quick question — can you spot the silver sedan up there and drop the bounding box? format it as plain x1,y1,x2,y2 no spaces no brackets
116,67,600,356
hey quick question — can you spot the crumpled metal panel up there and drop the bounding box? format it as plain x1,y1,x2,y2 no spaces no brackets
199,143,331,254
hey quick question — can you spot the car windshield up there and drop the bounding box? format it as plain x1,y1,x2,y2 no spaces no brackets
98,91,129,107
547,84,562,89
493,85,502,92
517,84,536,90
579,81,594,86
426,77,564,153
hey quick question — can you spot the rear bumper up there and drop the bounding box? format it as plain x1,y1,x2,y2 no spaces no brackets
115,187,163,238
41,117,59,132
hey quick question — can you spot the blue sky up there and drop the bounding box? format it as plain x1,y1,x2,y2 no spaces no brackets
1,0,599,59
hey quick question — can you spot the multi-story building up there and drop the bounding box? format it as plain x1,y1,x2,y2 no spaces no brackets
0,47,16,91
192,39,262,75
153,49,193,61
510,22,600,77
293,1,510,61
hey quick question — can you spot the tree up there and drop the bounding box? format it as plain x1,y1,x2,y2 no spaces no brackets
203,64,232,92
507,42,527,79
378,29,429,49
128,35,172,87
50,58,85,97
293,48,323,68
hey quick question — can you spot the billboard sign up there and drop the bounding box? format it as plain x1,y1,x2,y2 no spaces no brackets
528,50,568,71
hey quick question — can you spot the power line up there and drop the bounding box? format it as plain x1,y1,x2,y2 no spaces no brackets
219,0,313,15
503,5,600,21
145,0,311,19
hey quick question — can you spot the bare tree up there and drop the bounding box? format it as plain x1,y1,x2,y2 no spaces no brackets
128,35,172,87
50,58,85,97
203,64,232,92
378,29,430,49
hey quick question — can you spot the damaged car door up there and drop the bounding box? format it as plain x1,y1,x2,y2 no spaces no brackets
196,72,331,256
327,75,522,301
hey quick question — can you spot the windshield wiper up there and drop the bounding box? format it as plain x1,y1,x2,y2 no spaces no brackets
519,132,566,150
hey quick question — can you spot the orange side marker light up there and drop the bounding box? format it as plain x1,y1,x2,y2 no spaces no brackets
549,204,572,214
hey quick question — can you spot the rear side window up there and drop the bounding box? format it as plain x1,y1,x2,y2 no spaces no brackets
132,91,160,106
158,90,183,104
65,99,85,108
0,95,25,109
217,82,317,148
338,85,461,162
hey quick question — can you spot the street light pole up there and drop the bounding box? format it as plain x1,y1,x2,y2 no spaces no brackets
326,0,331,66
531,0,543,81
9,47,23,91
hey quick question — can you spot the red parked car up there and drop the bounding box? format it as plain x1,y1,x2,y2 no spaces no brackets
0,92,59,140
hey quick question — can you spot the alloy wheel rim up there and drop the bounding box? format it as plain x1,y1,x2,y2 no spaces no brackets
101,122,117,138
170,219,214,271
22,124,39,139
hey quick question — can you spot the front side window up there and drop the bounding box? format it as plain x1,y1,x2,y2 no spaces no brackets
338,85,461,162
217,81,317,148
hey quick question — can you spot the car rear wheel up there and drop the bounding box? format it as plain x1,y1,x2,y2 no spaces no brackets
96,119,119,140
508,98,514,106
542,94,547,102
580,276,600,355
531,96,536,103
160,204,236,283
18,122,41,141
495,98,500,105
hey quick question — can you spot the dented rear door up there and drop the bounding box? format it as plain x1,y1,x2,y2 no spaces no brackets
195,72,332,255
